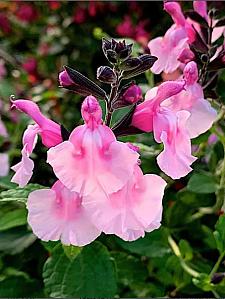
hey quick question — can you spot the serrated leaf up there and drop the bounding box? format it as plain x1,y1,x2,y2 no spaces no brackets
43,242,117,297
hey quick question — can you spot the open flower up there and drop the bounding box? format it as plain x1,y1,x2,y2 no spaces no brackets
162,61,217,138
149,2,194,74
84,166,166,241
0,153,9,177
11,100,62,187
47,96,139,195
132,80,197,179
27,180,101,246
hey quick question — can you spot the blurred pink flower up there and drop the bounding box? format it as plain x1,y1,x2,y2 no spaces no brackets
0,13,11,34
22,58,37,75
0,153,9,177
116,15,134,38
73,6,87,24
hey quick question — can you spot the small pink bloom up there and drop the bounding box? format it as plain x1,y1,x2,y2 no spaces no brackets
149,25,189,74
47,96,139,195
11,99,62,148
163,62,217,138
11,124,39,187
11,100,62,187
84,166,166,241
27,180,100,246
59,70,73,87
149,1,196,74
132,81,197,179
193,1,208,20
0,153,9,177
122,85,142,104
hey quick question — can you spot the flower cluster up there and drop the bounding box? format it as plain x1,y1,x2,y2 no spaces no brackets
11,1,220,246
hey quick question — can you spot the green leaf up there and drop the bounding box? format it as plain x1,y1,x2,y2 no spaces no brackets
0,228,36,255
115,227,171,258
214,215,225,254
0,277,42,297
187,173,217,194
62,245,82,261
193,273,213,292
0,208,27,231
0,184,45,204
43,242,117,297
111,251,148,287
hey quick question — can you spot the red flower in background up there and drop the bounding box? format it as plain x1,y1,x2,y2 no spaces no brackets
15,3,38,23
0,13,11,34
47,1,61,10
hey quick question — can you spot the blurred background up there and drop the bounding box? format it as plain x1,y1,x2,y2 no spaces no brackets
1,1,225,298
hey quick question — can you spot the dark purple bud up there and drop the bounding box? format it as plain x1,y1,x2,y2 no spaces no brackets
211,273,225,284
61,66,107,100
123,54,157,79
120,57,142,71
102,38,133,63
97,66,116,84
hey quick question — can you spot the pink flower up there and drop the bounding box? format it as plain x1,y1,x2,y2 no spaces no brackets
0,153,9,177
116,15,134,38
163,62,217,138
0,13,11,34
22,58,38,75
27,180,100,246
122,84,142,104
84,166,166,241
193,1,225,43
132,81,197,179
11,99,62,148
73,6,87,24
11,124,39,187
11,100,62,187
47,96,139,195
149,2,194,74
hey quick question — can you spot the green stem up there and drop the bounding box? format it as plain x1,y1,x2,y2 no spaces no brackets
210,250,225,277
168,235,200,278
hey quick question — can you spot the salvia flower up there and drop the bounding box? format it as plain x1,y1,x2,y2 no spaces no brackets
122,84,142,104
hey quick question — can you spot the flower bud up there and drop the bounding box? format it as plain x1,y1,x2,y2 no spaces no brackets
122,84,142,104
120,57,142,71
81,96,102,127
97,66,116,84
184,61,198,85
59,70,73,86
102,38,133,63
211,272,225,284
